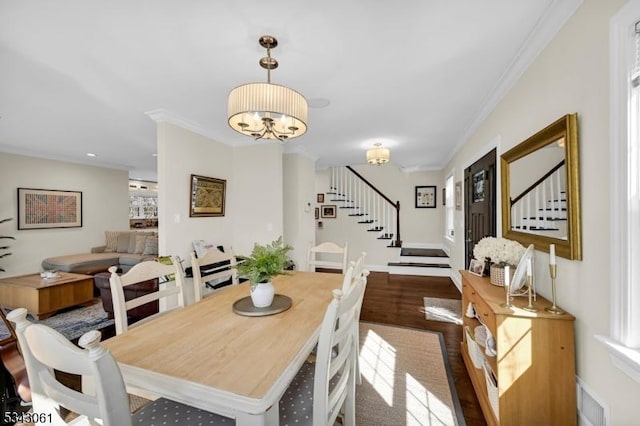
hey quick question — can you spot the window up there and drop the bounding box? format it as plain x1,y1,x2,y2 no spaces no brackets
445,174,455,241
596,1,640,384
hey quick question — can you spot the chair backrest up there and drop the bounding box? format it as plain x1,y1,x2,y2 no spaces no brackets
314,272,367,426
307,241,349,273
109,256,185,335
342,252,367,294
7,308,132,426
190,248,239,302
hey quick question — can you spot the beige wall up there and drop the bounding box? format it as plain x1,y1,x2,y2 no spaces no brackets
231,143,284,256
314,164,445,268
445,0,637,422
157,123,284,262
157,122,235,261
0,152,129,276
283,153,316,271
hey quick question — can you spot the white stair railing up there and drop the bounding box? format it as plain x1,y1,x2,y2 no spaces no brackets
511,163,567,237
329,166,401,246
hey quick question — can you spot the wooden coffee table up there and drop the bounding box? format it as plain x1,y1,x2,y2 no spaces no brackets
0,272,94,319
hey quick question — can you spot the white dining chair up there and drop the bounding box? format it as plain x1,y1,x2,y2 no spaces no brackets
307,241,349,274
342,252,368,386
109,257,186,335
190,248,239,302
279,271,367,426
7,308,233,426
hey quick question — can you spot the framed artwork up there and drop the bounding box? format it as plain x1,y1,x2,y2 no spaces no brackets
455,181,462,210
189,174,226,217
317,193,325,203
17,188,82,230
442,187,446,206
415,186,436,208
315,207,319,219
468,258,485,276
321,205,337,218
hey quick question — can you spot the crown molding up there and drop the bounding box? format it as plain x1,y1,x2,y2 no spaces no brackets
444,0,584,167
144,108,225,143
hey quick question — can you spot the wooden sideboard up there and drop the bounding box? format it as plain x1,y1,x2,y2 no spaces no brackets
460,270,576,426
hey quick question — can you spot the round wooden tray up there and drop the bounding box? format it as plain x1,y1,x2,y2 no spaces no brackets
232,294,292,317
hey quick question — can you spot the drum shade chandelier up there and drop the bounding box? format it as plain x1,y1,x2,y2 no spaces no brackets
227,35,308,142
367,143,390,165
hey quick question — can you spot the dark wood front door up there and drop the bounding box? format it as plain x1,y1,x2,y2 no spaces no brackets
464,149,497,268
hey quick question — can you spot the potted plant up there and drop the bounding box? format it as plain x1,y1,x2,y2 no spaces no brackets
236,237,293,307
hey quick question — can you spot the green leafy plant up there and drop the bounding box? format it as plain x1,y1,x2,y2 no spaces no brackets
0,218,15,273
236,237,293,285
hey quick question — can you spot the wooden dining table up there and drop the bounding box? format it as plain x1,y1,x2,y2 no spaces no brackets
101,270,343,426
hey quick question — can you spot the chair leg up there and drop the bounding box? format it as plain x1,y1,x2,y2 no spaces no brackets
343,359,357,426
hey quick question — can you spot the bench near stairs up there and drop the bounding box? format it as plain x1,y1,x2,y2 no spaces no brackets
387,244,451,277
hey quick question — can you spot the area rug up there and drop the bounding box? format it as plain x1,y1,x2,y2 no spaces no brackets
0,299,114,341
357,322,465,426
423,297,462,325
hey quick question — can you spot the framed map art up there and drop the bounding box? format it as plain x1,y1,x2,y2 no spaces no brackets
190,174,226,217
17,188,82,230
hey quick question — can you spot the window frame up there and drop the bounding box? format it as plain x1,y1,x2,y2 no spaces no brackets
596,0,640,384
445,172,455,242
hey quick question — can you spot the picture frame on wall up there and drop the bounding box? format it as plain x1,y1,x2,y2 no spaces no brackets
455,181,462,210
17,187,83,230
317,193,325,203
315,207,319,219
415,185,436,208
189,174,226,217
321,205,337,218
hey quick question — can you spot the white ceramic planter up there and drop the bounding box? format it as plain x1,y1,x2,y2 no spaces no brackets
250,282,275,308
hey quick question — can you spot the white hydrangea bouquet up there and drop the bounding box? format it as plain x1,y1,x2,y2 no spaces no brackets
473,236,525,267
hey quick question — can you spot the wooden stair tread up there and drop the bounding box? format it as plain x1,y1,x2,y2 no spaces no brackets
388,262,451,268
399,248,448,258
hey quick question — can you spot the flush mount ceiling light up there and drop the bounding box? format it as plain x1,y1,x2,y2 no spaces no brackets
366,142,390,165
227,35,308,142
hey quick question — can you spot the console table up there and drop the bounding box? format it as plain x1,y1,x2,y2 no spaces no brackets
460,270,576,425
0,272,94,319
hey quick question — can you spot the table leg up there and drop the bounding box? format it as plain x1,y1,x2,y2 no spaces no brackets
235,404,279,426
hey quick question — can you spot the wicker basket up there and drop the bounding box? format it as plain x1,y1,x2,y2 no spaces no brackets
483,361,499,418
464,326,483,369
489,263,516,287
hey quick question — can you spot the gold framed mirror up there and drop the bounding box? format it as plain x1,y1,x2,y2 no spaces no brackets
500,113,581,260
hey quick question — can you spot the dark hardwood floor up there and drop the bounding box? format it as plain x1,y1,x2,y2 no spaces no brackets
360,271,486,426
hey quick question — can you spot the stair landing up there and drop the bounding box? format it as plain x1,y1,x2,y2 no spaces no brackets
389,245,451,277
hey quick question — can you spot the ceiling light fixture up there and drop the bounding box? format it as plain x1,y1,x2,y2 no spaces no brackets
227,35,308,142
366,143,390,165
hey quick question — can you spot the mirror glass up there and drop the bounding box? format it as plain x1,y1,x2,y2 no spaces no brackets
501,114,582,260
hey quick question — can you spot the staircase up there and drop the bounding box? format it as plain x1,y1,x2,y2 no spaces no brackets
326,167,451,277
387,243,451,277
327,166,401,247
510,160,567,239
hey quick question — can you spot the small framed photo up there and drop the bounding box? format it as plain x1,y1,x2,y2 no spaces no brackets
468,259,485,276
315,207,319,219
455,181,462,210
321,205,337,218
415,185,436,208
317,193,325,203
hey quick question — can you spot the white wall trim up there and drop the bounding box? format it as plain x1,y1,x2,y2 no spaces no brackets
145,108,226,144
597,0,640,385
444,0,584,167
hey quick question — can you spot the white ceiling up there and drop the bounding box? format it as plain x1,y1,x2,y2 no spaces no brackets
0,1,579,182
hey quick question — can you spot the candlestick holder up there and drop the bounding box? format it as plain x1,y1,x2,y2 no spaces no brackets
522,274,537,312
500,282,513,309
545,264,565,315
